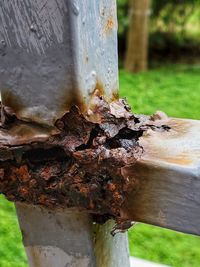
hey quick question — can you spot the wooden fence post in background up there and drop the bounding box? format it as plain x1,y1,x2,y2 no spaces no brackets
125,0,151,73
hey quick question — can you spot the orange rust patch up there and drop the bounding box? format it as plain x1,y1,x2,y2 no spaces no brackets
107,182,116,192
18,187,29,198
79,187,90,196
161,154,193,166
104,16,115,34
95,80,105,96
11,165,30,183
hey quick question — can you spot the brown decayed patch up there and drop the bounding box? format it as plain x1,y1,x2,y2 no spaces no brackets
0,95,169,231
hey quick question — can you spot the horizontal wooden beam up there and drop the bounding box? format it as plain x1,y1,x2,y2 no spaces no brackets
122,118,200,236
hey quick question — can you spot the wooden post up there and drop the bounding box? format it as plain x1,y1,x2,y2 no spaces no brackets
125,0,151,73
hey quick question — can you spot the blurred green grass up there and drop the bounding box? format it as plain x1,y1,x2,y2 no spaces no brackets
0,195,27,267
119,64,200,119
0,64,200,267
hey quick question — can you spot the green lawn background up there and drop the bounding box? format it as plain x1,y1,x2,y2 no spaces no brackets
0,64,200,267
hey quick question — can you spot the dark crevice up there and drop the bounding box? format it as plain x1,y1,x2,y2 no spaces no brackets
75,126,100,151
23,147,67,163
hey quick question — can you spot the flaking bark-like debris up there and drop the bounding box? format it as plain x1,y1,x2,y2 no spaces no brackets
0,94,169,230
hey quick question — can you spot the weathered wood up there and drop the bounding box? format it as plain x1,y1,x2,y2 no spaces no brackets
122,118,200,236
125,0,151,73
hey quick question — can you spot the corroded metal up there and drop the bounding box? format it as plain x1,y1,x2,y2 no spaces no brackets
1,93,200,237
0,1,131,267
0,95,169,228
0,0,200,258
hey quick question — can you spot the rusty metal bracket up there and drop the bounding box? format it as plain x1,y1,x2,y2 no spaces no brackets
2,92,200,237
0,94,170,227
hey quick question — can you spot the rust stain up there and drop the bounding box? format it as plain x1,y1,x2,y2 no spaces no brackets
95,80,104,96
111,90,119,101
61,85,85,114
1,80,118,128
104,16,115,35
140,117,196,167
0,96,170,230
61,80,105,116
142,146,193,166
1,90,25,114
160,154,193,166
167,119,192,138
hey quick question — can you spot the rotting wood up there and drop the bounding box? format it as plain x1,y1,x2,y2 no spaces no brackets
125,0,151,73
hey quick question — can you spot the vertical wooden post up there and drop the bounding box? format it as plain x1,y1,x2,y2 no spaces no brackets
0,0,130,266
125,0,151,73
